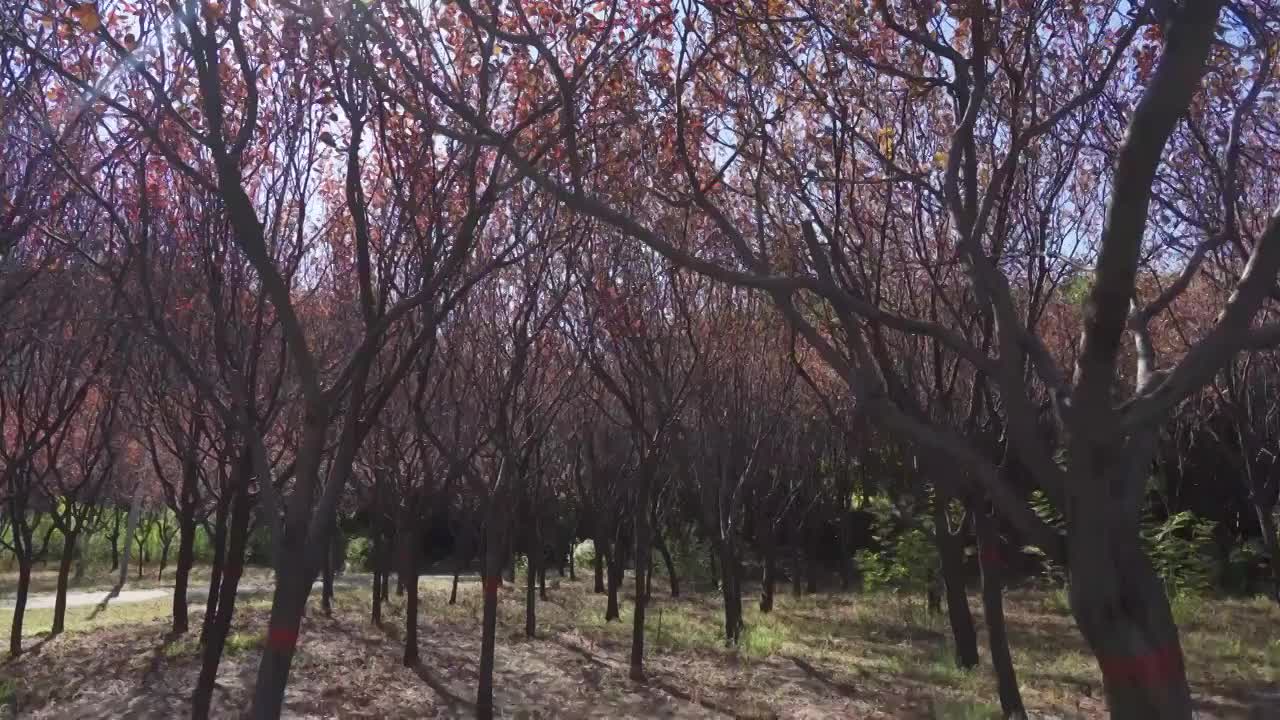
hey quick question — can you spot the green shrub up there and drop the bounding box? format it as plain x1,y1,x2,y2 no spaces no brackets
573,540,597,570
1143,510,1217,598
669,534,716,590
854,495,937,598
345,536,373,571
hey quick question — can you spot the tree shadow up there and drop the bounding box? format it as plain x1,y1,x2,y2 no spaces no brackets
787,655,859,700
84,577,128,621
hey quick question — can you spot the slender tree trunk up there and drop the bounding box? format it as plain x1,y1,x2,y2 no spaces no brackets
593,539,605,593
192,487,252,719
1253,500,1280,604
201,501,229,645
567,548,576,581
525,540,537,638
655,530,679,597
760,527,776,613
604,540,623,622
934,493,979,669
716,536,743,645
791,539,803,597
9,557,32,657
477,515,503,720
119,487,142,589
371,524,383,624
108,510,121,572
630,475,653,681
51,531,78,636
321,548,335,616
173,509,197,635
538,565,548,602
403,530,420,666
976,509,1025,719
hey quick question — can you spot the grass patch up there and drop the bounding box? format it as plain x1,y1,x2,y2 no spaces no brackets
0,596,175,645
931,698,1001,720
225,630,264,654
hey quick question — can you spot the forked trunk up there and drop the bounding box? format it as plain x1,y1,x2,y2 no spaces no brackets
201,501,229,645
193,487,252,719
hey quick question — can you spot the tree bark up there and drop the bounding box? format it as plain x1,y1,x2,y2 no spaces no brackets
477,514,503,720
976,508,1025,719
629,473,654,681
760,529,776,613
655,530,679,597
9,558,32,657
192,485,252,719
934,492,979,669
593,539,605,593
403,525,420,666
173,508,197,635
51,531,78,636
716,536,743,645
201,501,229,645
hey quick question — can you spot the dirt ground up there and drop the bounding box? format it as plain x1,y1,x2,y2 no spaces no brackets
2,575,1277,719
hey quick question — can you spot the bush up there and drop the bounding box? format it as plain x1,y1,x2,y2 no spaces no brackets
1143,510,1217,598
573,540,597,570
346,536,373,572
854,495,937,598
669,534,716,590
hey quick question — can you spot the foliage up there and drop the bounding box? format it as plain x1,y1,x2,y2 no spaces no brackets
1142,511,1218,598
345,537,373,572
668,534,717,591
854,496,937,597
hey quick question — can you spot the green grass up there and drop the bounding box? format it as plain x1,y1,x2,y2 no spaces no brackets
0,596,175,646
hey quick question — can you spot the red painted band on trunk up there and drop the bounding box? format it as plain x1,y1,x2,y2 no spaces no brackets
1099,643,1182,687
482,575,501,594
266,626,299,653
224,563,243,577
979,545,1002,568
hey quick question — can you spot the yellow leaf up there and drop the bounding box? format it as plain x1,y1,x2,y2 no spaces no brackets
71,3,101,32
934,152,948,167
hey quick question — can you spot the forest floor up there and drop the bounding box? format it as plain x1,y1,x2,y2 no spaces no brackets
1,573,1277,719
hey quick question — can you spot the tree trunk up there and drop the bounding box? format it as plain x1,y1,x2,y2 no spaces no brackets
201,501,229,645
9,558,32,657
1069,517,1192,718
976,508,1025,719
477,515,503,720
403,533,420,666
538,565,548,602
371,524,383,624
173,509,197,635
630,477,653,681
593,540,605,593
192,487,252,719
321,547,335,616
119,487,142,588
525,540,537,638
567,548,576,581
108,510,122,572
51,531,78,636
934,493,979,669
716,536,743,645
760,529,776,613
604,540,623,622
791,540,803,597
1253,500,1280,604
655,530,679,597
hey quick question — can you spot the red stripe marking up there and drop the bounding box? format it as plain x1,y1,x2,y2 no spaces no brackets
483,575,501,594
1100,644,1182,687
979,545,1002,569
266,626,299,653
